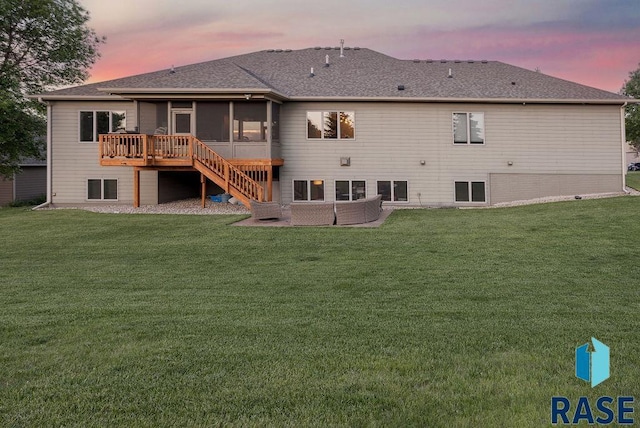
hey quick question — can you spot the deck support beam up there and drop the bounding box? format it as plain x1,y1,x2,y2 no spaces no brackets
133,168,140,208
201,173,206,208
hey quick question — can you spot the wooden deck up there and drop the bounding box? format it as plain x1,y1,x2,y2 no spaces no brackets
99,134,283,207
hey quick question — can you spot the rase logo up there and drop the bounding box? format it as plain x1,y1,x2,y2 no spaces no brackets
575,337,609,387
551,338,635,425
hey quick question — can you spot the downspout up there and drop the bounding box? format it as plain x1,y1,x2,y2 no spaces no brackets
33,99,52,210
621,102,630,194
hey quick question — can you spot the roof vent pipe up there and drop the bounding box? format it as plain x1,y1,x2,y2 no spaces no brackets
448,68,452,78
310,67,315,77
325,55,330,67
340,39,345,58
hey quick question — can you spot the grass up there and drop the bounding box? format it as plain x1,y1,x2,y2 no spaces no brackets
627,171,640,191
1,197,639,427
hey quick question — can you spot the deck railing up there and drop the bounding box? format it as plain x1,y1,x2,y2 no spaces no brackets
100,134,148,158
152,135,192,158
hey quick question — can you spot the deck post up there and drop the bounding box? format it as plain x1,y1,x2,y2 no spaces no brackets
201,173,206,208
133,168,140,208
142,135,148,165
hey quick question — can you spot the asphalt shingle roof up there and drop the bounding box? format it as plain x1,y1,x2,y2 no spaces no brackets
43,47,630,102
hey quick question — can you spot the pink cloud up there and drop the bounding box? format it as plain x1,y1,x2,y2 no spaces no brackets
384,24,640,93
85,11,640,95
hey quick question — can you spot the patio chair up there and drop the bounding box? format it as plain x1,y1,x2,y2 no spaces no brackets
250,200,283,220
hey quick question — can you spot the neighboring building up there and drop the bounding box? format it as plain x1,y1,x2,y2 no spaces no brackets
36,46,635,208
0,158,46,206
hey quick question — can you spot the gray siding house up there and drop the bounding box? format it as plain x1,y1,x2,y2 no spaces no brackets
37,47,633,207
0,158,46,206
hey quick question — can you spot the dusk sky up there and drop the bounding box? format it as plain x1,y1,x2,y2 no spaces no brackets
80,0,640,93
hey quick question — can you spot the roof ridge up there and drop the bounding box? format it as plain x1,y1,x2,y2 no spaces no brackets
231,62,275,91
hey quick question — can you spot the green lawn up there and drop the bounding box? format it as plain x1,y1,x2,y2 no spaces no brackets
627,171,640,191
1,198,639,427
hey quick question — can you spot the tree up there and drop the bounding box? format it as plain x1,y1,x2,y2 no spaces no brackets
622,63,640,151
0,0,104,178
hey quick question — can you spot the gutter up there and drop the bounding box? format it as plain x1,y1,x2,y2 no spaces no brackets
28,94,124,102
33,98,52,210
286,96,634,105
621,101,630,194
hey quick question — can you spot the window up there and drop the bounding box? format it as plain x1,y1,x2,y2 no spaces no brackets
453,112,484,144
455,181,486,202
377,181,408,202
173,113,191,134
80,111,127,142
87,179,118,200
335,180,366,201
234,102,267,142
307,111,354,139
293,180,325,201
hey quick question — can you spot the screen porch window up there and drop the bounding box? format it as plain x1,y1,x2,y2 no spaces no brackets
196,102,230,142
234,102,267,142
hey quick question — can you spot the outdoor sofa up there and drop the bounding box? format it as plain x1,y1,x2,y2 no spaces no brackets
290,202,336,226
335,195,383,225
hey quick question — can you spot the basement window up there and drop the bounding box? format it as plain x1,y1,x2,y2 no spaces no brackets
293,180,325,201
377,181,408,202
455,181,486,202
87,179,118,201
335,180,366,201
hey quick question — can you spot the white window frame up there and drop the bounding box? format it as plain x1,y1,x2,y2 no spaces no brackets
87,178,119,201
376,180,409,203
452,112,485,145
335,179,367,201
454,180,487,203
293,179,325,201
306,111,355,140
79,110,127,143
